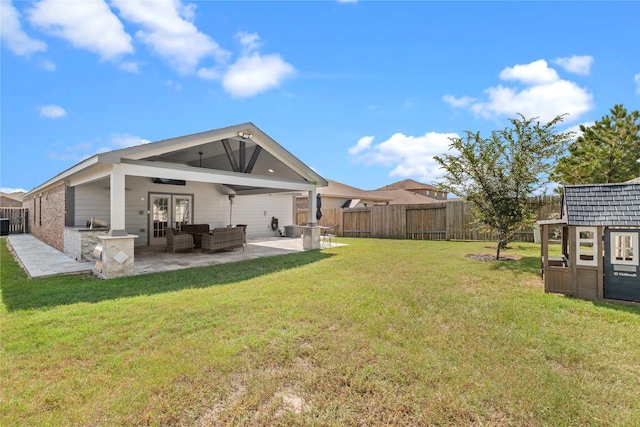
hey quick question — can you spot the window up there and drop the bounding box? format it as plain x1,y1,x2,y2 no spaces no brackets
610,232,639,266
575,227,598,266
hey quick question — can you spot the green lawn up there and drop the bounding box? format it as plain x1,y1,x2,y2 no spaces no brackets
2,238,639,426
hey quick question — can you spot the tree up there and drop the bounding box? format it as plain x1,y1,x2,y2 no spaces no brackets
552,104,640,185
434,114,573,260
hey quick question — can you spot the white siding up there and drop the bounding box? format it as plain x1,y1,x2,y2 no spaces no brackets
232,193,294,238
73,183,110,227
74,176,295,245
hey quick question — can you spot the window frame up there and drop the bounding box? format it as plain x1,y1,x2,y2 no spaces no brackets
610,231,639,266
575,226,598,267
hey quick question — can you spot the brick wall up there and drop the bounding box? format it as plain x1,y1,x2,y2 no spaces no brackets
0,195,23,207
26,184,66,251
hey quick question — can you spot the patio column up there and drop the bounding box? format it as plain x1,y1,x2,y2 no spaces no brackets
110,164,127,236
308,188,317,226
302,187,321,250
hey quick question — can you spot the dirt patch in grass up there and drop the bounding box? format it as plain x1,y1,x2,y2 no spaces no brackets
465,253,520,262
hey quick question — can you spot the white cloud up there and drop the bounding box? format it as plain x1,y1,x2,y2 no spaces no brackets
196,66,223,80
349,131,459,183
348,136,374,155
635,73,640,94
553,55,594,75
0,1,47,56
41,59,56,71
237,31,262,55
119,61,140,73
27,0,133,61
0,187,28,194
108,133,150,149
446,59,593,123
39,104,67,118
165,80,182,92
48,133,150,162
222,52,296,98
564,121,595,140
443,94,475,108
111,0,229,74
499,59,559,85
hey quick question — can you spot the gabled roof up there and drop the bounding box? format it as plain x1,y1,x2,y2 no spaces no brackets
563,183,640,226
0,191,24,202
376,179,439,191
366,189,440,205
626,176,640,184
25,123,327,197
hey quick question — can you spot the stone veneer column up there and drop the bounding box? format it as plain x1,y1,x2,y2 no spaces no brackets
94,234,138,279
302,226,321,250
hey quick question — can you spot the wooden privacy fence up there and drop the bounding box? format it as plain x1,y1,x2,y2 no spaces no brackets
0,208,29,234
296,197,560,242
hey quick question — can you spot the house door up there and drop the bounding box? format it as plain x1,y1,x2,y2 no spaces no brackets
604,228,640,302
149,194,193,246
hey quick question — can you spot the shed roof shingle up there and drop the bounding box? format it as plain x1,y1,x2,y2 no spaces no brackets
564,183,640,226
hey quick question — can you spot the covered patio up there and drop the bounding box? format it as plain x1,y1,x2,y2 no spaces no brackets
21,123,329,278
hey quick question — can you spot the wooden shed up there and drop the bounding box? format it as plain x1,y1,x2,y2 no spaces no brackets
539,182,640,304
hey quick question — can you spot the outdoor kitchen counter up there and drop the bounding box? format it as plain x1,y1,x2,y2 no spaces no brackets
63,226,110,262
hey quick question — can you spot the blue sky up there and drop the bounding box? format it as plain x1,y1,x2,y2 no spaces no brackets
2,0,639,194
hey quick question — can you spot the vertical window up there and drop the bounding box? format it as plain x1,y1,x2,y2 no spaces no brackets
576,226,597,266
610,232,639,266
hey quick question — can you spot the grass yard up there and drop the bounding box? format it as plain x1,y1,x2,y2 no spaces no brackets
2,237,639,426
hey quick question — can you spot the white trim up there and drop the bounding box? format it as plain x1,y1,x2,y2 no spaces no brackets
576,226,598,267
119,159,318,192
610,231,639,266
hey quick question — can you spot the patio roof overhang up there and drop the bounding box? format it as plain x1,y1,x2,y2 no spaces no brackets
25,122,328,197
117,159,318,194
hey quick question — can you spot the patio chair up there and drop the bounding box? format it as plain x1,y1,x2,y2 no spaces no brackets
236,224,248,248
165,227,195,253
321,223,338,248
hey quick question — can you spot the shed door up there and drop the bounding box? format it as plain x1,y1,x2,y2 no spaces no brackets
604,229,640,302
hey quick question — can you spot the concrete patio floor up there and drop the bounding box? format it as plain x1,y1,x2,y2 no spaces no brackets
5,234,343,278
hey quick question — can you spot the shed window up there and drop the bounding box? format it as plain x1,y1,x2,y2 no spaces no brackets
576,227,598,266
610,232,638,266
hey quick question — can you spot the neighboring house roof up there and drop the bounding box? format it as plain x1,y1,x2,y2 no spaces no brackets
316,180,392,203
24,123,327,198
366,189,440,205
0,191,24,202
376,179,439,192
563,183,640,226
626,176,640,184
0,192,24,207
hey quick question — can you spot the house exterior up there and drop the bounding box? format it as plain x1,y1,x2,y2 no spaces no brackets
0,192,24,208
539,181,640,304
296,179,440,211
376,179,447,201
22,123,328,278
365,188,441,205
296,180,392,210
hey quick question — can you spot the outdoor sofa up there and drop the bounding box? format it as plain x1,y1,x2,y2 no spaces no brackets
201,227,245,253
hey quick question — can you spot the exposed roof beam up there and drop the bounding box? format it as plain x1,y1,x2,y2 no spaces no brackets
222,139,240,172
245,145,262,174
239,140,246,173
